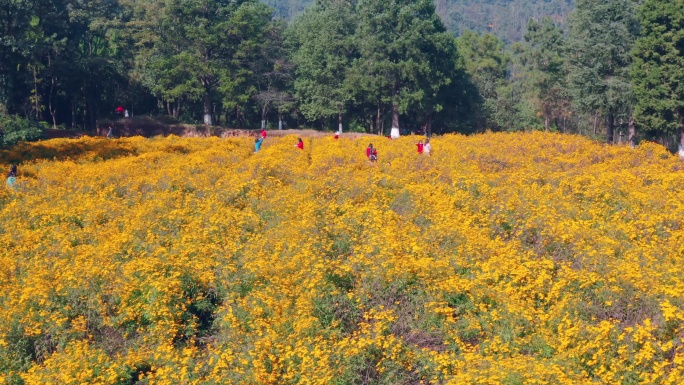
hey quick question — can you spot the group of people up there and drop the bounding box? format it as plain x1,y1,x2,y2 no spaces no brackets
6,132,430,188
255,130,432,164
254,129,268,152
416,139,432,155
365,138,431,163
255,129,306,153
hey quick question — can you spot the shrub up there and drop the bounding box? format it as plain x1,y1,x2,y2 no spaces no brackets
0,115,44,147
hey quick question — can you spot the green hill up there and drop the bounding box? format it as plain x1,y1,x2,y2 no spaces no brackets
264,0,575,42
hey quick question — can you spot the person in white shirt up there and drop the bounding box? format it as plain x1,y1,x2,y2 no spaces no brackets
423,138,432,155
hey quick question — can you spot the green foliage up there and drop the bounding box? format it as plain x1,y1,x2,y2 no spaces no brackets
631,0,684,143
288,0,357,126
568,0,640,142
129,0,274,125
353,0,465,133
265,0,576,44
455,30,509,131
0,0,682,140
520,18,571,131
0,115,45,147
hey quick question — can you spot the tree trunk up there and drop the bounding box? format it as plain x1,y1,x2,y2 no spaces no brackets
338,112,343,134
86,91,97,132
173,101,180,119
71,99,76,130
593,113,598,136
203,93,213,125
215,104,222,126
391,102,400,139
562,116,567,133
278,113,283,130
261,104,269,129
425,114,434,137
32,66,40,121
48,55,57,129
237,107,244,128
606,112,614,144
377,104,382,136
628,115,636,148
544,115,549,132
369,115,374,134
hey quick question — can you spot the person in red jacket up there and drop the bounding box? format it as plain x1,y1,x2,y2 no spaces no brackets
295,138,304,149
370,147,378,163
366,143,373,158
260,129,267,140
416,140,424,154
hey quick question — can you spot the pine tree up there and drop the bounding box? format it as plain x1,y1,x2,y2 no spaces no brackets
521,18,570,132
568,0,640,143
455,30,508,131
631,0,684,153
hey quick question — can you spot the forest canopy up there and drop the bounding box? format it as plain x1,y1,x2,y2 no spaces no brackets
0,0,682,150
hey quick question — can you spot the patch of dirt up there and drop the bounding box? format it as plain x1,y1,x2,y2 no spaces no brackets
95,117,380,139
43,129,88,139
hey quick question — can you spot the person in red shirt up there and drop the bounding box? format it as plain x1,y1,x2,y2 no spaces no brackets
370,147,378,163
295,138,304,150
366,144,373,158
416,140,424,154
334,133,339,139
260,129,267,140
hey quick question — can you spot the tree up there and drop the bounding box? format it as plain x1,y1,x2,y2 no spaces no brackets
289,0,357,133
354,0,457,138
631,0,684,153
253,22,295,130
520,18,571,132
129,0,273,125
568,0,640,143
455,30,509,131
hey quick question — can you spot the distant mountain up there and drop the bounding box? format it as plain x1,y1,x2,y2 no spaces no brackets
263,0,575,43
438,0,574,42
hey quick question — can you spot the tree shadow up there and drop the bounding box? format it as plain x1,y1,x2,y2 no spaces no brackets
0,140,139,164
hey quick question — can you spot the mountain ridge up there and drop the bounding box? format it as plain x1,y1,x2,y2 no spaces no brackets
262,0,575,42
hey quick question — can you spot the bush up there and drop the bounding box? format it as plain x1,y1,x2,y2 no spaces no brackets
0,115,45,147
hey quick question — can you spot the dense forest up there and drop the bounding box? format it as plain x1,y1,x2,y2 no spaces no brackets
0,0,682,150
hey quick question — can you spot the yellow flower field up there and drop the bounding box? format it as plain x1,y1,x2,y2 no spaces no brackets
0,132,683,384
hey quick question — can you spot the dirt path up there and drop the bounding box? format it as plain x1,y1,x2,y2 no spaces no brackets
92,117,380,139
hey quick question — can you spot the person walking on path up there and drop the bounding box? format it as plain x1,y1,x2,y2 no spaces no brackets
6,165,17,188
416,140,424,154
107,126,114,139
424,138,431,155
295,138,304,150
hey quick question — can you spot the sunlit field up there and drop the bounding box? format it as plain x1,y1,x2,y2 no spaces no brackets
1,133,683,384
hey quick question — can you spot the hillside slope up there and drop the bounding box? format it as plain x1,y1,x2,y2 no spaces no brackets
1,133,683,383
265,0,575,42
